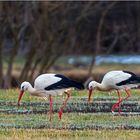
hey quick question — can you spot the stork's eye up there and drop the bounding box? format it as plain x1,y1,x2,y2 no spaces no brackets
22,86,24,90
89,86,92,90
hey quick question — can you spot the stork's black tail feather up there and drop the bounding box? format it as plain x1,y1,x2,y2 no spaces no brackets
50,74,85,90
117,71,140,86
70,79,85,90
137,76,140,82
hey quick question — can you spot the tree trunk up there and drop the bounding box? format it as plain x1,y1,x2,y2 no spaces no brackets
44,54,61,72
88,2,117,76
19,46,36,82
28,57,41,81
4,36,19,88
0,42,3,88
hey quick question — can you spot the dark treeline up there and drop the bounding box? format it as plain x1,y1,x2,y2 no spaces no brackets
0,1,140,88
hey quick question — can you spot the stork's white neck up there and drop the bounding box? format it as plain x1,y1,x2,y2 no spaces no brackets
95,82,108,91
27,85,44,97
27,85,36,94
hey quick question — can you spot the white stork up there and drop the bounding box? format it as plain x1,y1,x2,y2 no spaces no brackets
88,70,140,113
18,73,84,121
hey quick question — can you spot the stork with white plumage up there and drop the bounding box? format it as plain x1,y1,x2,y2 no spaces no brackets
18,73,84,121
88,70,140,113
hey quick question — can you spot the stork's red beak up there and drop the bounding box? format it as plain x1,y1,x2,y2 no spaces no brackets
88,88,93,103
18,90,24,106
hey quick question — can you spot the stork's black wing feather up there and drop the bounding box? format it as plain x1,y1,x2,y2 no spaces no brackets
116,71,140,86
123,70,137,76
44,74,84,90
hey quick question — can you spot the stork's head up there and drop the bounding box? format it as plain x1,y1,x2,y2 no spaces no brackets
18,81,31,106
88,81,97,103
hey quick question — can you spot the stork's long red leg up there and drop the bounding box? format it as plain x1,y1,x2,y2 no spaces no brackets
118,89,131,105
49,95,52,122
112,89,131,113
118,90,121,113
112,90,121,113
59,90,71,119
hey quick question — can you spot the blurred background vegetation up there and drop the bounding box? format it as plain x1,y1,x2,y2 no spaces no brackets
0,1,140,88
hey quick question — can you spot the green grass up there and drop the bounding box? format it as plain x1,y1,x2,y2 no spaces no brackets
0,89,140,139
0,113,140,129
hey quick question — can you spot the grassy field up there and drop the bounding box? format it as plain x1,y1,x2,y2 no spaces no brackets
0,129,140,140
0,89,140,139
